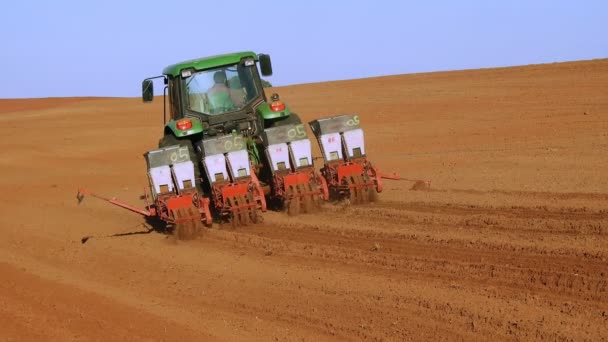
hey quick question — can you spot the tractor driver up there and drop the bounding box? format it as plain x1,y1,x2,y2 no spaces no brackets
207,70,235,114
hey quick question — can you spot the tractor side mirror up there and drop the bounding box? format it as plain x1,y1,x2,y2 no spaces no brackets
259,54,273,76
142,79,154,102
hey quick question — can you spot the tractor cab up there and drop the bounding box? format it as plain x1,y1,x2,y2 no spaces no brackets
142,52,290,138
184,61,260,116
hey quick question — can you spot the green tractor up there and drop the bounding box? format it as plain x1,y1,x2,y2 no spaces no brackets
140,51,382,228
142,52,294,159
78,52,385,237
141,52,329,225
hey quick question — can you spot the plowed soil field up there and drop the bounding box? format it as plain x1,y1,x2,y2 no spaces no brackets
1,59,607,341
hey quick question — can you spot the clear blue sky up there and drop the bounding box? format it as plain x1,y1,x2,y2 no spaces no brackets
0,0,606,98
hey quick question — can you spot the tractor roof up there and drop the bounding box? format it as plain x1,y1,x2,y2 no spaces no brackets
162,51,258,77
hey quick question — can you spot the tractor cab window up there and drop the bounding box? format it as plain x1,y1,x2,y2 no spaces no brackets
184,63,261,115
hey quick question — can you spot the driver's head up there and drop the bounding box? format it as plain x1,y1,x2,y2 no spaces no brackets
213,71,227,84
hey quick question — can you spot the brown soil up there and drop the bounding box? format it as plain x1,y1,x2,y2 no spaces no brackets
0,60,607,341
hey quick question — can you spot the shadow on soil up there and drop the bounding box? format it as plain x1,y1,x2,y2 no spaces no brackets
80,218,167,244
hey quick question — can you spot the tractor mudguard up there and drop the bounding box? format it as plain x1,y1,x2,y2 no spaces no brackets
165,117,204,138
256,102,292,120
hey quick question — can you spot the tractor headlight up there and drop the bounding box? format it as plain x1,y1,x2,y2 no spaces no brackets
180,69,193,78
244,58,255,67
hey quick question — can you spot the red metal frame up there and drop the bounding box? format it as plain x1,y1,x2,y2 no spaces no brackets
377,171,431,189
319,157,383,200
270,166,327,205
336,162,364,184
209,175,265,219
77,187,212,227
283,171,310,188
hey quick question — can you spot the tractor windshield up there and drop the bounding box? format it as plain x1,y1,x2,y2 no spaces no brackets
184,63,262,115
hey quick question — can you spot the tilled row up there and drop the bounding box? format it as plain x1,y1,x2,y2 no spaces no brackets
198,225,607,340
202,198,608,302
207,220,608,303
